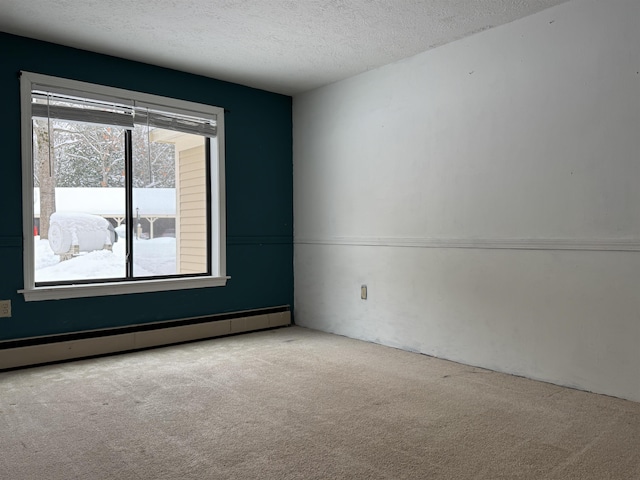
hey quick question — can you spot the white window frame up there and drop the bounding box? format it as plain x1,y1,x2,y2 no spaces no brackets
19,71,228,301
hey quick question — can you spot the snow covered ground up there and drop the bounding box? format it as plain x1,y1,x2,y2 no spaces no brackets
35,231,177,282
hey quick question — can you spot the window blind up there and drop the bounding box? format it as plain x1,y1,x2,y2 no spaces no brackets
31,89,217,137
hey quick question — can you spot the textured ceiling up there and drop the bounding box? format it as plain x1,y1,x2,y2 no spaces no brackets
0,0,569,95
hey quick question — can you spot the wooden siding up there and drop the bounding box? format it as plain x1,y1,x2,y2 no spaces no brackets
177,143,207,274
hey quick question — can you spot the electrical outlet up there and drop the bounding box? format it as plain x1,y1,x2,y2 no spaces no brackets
0,300,11,318
361,285,367,300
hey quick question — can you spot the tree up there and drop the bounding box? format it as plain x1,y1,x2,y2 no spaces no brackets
132,125,175,188
52,123,175,188
33,121,56,239
54,124,126,188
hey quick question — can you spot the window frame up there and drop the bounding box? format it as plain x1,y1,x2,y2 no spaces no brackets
19,71,228,302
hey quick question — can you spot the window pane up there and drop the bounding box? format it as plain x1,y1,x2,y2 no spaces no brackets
131,125,208,277
33,118,126,283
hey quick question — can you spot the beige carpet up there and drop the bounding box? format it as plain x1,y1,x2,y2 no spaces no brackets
0,326,638,479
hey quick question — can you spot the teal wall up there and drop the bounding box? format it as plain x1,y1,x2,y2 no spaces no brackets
0,33,293,341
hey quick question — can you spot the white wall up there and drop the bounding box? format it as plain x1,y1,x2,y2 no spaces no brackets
293,0,640,401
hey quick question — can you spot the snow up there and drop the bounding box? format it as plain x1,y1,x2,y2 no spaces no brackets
34,187,176,217
48,212,113,254
51,211,110,231
34,234,176,283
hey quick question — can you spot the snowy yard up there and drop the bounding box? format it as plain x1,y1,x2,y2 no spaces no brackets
35,230,176,282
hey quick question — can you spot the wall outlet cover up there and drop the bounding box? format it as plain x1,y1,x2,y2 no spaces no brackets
0,300,11,318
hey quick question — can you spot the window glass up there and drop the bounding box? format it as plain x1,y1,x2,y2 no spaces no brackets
131,126,209,277
33,118,127,283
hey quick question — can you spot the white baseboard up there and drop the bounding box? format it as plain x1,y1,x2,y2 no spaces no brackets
0,310,291,370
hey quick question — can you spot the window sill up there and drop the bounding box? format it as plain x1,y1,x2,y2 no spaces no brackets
19,276,230,302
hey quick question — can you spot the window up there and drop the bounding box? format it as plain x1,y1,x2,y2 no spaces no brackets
19,72,227,301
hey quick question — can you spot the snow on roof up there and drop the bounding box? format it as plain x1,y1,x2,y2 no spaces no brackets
34,188,176,217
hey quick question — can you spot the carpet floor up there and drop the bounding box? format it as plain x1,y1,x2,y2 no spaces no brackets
0,326,638,479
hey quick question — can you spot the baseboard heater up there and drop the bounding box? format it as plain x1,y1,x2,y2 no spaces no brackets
0,306,291,370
